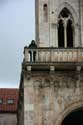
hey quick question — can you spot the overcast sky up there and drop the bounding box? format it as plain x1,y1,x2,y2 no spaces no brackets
0,0,35,88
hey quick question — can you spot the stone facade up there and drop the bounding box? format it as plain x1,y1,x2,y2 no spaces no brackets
19,0,83,125
17,74,24,125
23,64,83,125
35,0,83,47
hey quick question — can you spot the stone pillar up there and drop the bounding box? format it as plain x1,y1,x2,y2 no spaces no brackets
63,19,67,48
75,24,80,47
32,51,33,62
50,23,58,47
24,77,35,125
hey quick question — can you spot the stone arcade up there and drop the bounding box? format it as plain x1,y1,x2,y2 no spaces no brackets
18,0,83,125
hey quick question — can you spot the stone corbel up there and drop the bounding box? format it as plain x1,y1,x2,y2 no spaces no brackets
50,66,55,74
24,66,32,80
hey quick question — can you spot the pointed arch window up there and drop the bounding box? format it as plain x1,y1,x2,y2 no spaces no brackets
58,8,74,48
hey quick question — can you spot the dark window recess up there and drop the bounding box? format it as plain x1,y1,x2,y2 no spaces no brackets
58,7,74,48
33,51,36,62
58,20,64,47
59,7,70,18
67,19,73,47
29,51,32,62
43,4,48,22
7,99,14,104
0,99,3,104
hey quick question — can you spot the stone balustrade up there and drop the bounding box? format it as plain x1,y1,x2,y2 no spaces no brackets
24,47,83,63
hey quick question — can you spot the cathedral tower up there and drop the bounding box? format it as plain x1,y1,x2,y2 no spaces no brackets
35,0,83,47
19,0,83,125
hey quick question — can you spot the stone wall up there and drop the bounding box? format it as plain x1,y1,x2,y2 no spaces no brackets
80,0,83,46
24,70,83,125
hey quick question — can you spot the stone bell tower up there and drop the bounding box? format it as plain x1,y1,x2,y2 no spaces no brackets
35,0,83,48
19,0,83,125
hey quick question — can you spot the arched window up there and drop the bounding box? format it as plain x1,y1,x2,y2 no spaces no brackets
62,108,83,125
43,4,48,22
58,8,74,48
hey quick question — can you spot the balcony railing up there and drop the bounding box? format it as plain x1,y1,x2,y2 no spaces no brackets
23,47,83,63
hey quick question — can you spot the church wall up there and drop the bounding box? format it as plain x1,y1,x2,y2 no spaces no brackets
36,0,81,47
22,0,83,125
24,71,83,125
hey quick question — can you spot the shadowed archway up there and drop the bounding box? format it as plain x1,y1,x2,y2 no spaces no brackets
61,108,83,125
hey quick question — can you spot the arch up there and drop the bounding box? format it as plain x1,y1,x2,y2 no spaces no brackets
62,108,83,125
56,99,83,125
56,2,79,24
58,7,74,48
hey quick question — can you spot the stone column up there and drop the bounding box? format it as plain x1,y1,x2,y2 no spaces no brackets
32,51,33,62
75,24,80,47
63,19,67,48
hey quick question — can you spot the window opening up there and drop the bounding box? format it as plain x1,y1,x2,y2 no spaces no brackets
7,99,14,104
60,7,70,18
43,4,48,22
33,51,36,62
0,99,3,104
58,7,74,48
58,20,64,47
67,19,73,47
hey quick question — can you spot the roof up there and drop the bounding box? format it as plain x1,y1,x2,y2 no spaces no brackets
0,89,19,113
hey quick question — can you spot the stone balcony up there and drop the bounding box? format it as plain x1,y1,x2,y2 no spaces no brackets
23,47,83,70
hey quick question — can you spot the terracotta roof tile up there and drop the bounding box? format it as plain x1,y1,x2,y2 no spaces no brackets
0,89,19,112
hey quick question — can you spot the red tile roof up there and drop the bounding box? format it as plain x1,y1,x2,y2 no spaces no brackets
0,89,19,113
